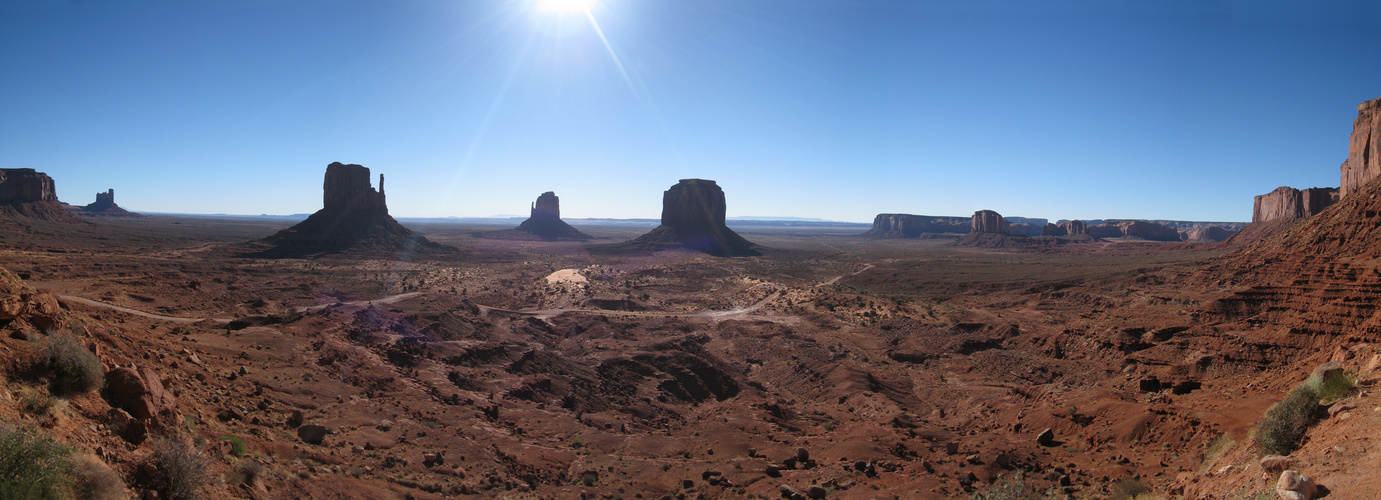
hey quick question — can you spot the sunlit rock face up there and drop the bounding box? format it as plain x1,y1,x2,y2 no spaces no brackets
970,210,1009,235
516,191,590,240
627,179,758,256
1252,186,1338,223
1340,97,1381,199
862,214,969,238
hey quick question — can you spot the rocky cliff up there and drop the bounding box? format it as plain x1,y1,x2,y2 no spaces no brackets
970,210,1009,235
0,168,83,222
1252,186,1338,223
1040,220,1088,237
1086,220,1181,241
1182,226,1233,242
1339,97,1381,198
623,179,758,256
861,214,968,238
515,191,591,240
260,162,450,256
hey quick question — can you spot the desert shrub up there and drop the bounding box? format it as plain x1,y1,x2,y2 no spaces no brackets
17,386,66,425
972,473,1034,500
1202,434,1236,468
1109,479,1151,500
1313,370,1356,403
1256,383,1321,456
0,425,75,499
219,436,246,457
153,436,209,500
37,332,103,395
74,454,126,500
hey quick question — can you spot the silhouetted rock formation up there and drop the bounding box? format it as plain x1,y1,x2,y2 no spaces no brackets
1340,97,1381,198
862,214,968,238
515,192,590,240
970,210,1009,235
78,189,136,216
1252,186,1338,223
0,168,83,222
624,179,758,256
261,162,450,256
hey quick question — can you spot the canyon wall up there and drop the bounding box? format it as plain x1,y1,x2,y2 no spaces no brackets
1340,97,1381,198
1251,186,1339,223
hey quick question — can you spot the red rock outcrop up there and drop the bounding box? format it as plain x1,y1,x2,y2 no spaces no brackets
105,365,180,439
970,210,1010,235
1183,226,1233,243
1061,220,1087,236
0,168,83,222
862,214,968,238
515,191,591,240
1339,97,1381,198
1086,220,1181,241
1252,186,1338,223
623,179,758,256
261,162,451,255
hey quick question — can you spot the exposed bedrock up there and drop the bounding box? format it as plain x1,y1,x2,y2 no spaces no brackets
1252,186,1339,223
1340,97,1381,198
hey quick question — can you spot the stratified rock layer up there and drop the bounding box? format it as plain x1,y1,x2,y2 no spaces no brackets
1252,186,1338,223
626,179,758,256
1340,97,1381,198
970,210,1009,235
862,214,968,238
1086,220,1181,241
263,162,449,255
0,168,83,222
515,192,590,240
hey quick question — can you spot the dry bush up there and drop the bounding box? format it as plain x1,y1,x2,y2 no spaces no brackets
74,453,126,500
37,332,103,395
0,425,75,499
1256,384,1321,456
153,436,208,500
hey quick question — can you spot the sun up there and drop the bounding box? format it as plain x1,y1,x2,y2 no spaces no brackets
536,0,595,14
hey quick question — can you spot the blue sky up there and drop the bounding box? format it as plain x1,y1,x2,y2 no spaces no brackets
2,0,1379,222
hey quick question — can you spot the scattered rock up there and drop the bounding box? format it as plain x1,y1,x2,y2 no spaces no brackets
1036,428,1055,446
1328,401,1357,418
778,484,805,500
1275,470,1317,500
806,485,827,498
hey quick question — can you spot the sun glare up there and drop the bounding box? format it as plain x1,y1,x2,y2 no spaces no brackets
536,0,595,14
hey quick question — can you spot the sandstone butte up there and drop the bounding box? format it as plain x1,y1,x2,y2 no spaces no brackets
78,189,137,216
0,168,85,223
514,191,591,240
623,179,759,256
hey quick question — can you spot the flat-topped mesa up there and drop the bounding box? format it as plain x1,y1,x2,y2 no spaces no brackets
0,168,57,204
625,179,758,256
970,210,1009,235
1183,226,1233,242
260,162,449,255
515,191,590,240
1340,97,1381,198
323,162,387,214
862,214,969,238
1041,220,1087,237
1086,220,1181,241
1252,186,1339,223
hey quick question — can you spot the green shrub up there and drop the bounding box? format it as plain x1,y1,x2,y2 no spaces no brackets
1313,370,1356,404
219,436,246,457
0,425,75,499
1256,384,1321,456
1110,479,1151,500
153,436,208,500
38,332,103,395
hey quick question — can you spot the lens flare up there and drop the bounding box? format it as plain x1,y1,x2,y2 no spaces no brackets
536,0,595,14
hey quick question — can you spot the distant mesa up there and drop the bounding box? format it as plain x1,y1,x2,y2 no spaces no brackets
621,179,759,256
861,214,968,238
1182,226,1233,242
77,189,137,216
1041,220,1087,237
0,168,83,223
514,191,591,240
1252,186,1338,223
970,210,1009,235
1086,220,1180,241
259,162,451,256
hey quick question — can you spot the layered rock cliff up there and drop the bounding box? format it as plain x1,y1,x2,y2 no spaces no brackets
515,191,591,240
970,210,1009,235
623,179,758,256
1339,97,1381,198
1252,186,1338,223
0,168,83,222
260,162,450,255
861,214,968,238
1086,220,1181,241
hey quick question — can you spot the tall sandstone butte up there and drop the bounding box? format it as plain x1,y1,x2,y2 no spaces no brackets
862,214,969,238
625,179,758,256
515,191,590,240
970,210,1009,235
1251,186,1339,223
262,162,448,255
1340,97,1381,198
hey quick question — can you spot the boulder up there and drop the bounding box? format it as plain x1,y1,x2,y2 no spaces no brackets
1275,470,1317,500
1340,96,1381,199
105,366,178,434
862,214,969,238
623,179,758,256
1035,428,1055,446
1259,455,1298,477
297,424,328,444
1252,186,1339,223
515,191,591,240
970,210,1010,235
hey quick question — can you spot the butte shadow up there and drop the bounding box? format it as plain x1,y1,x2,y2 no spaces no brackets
241,162,455,259
594,178,761,257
